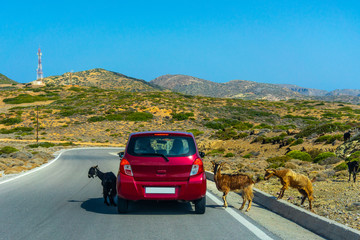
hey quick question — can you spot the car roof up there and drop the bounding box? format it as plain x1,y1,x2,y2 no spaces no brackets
129,131,194,138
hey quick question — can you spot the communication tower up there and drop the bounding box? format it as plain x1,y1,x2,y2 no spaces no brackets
37,48,43,80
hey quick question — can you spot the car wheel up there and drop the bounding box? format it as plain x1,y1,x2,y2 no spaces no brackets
194,197,206,214
117,197,128,213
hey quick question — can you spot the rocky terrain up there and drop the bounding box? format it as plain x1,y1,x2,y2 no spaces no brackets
1,84,360,231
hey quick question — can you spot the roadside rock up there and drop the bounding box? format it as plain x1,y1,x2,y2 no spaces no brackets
335,137,360,158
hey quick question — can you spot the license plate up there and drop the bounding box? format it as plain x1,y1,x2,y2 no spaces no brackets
145,187,175,194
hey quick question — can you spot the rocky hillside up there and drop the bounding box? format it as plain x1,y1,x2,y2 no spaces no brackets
327,89,360,97
0,73,17,84
278,84,328,96
151,74,304,101
42,68,161,92
151,74,360,103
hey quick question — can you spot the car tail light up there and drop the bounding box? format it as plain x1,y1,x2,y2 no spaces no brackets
190,158,204,176
120,158,133,176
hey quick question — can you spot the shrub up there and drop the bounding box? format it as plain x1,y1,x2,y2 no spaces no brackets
347,151,360,161
224,153,235,158
296,122,351,138
3,93,59,104
0,117,22,125
290,138,303,146
307,148,323,160
286,150,312,162
255,123,273,129
334,162,348,172
28,142,55,148
213,128,238,140
266,155,291,168
207,148,225,156
0,127,34,134
106,111,153,122
87,116,106,122
126,112,153,121
171,112,194,121
0,146,19,154
57,142,75,146
186,129,204,137
313,152,336,163
315,134,343,144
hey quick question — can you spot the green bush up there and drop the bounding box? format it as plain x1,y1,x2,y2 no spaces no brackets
213,128,238,140
313,152,336,163
315,134,343,144
171,112,194,121
0,127,33,134
307,149,323,160
3,93,59,104
290,138,303,146
126,112,153,121
186,129,204,137
204,119,252,130
106,111,153,122
207,148,225,156
57,142,75,146
296,122,351,138
87,116,106,122
28,142,56,148
286,150,312,162
0,117,22,126
334,162,348,172
224,153,235,158
0,146,19,154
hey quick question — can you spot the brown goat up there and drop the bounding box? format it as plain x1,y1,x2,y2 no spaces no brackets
211,161,254,212
264,168,315,212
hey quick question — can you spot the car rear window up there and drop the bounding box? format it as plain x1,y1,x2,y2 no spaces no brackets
127,135,196,157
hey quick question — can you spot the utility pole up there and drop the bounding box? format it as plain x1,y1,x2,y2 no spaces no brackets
36,106,39,143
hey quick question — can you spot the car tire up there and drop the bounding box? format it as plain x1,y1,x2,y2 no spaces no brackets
194,197,206,214
117,197,128,213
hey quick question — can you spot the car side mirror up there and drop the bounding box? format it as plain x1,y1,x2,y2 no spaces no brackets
199,151,205,158
118,151,124,159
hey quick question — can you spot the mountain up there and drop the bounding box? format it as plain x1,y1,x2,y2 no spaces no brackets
0,73,18,84
277,84,328,96
151,74,304,100
326,89,360,97
41,68,161,92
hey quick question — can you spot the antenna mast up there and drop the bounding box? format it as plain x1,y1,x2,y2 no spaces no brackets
37,48,43,80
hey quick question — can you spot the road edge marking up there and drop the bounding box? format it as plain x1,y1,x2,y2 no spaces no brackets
0,147,122,185
207,190,274,240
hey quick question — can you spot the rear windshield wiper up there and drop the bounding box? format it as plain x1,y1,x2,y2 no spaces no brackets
137,153,169,162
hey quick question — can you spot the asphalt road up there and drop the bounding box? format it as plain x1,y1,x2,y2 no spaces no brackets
0,148,323,240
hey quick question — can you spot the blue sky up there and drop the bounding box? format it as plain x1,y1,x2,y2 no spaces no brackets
1,0,359,91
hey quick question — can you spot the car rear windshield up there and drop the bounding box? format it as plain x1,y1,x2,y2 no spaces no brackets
127,135,196,157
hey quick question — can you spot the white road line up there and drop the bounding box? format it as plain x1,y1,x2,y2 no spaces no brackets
0,147,122,185
207,191,274,240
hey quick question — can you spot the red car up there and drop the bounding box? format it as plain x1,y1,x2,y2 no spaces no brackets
116,131,207,214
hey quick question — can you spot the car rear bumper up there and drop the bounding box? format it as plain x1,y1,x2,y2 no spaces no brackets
117,172,207,201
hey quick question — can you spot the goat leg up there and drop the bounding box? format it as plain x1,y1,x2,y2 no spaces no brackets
245,199,252,212
222,192,228,208
103,191,110,206
239,194,246,210
277,189,285,199
309,200,315,213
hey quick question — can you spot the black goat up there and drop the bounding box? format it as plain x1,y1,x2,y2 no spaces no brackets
347,161,359,183
344,131,351,142
88,165,117,206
